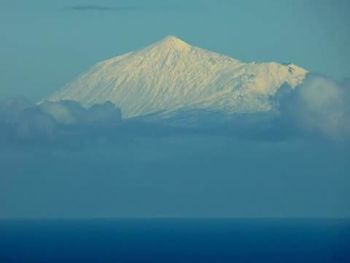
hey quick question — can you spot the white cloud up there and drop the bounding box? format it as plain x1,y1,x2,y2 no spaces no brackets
279,74,350,140
0,99,122,141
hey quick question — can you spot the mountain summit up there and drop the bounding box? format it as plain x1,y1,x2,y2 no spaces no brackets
153,35,191,51
48,36,307,118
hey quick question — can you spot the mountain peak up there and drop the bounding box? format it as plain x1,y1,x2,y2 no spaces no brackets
153,35,191,51
48,37,307,118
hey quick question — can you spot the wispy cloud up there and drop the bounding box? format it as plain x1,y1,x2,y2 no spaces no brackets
62,0,194,13
63,5,140,12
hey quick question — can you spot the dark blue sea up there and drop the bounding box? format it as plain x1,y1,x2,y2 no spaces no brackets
0,219,349,262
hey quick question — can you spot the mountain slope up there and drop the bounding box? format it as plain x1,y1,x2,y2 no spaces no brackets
48,36,307,118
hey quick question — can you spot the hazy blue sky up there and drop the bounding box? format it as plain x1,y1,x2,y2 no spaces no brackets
0,0,349,100
0,0,350,219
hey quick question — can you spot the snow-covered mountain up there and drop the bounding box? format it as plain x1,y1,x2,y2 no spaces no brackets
47,36,307,119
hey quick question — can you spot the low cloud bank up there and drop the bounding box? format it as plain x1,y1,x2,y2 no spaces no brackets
0,74,349,143
0,98,121,142
1,74,349,218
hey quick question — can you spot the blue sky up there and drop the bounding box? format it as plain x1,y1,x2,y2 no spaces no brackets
0,0,349,100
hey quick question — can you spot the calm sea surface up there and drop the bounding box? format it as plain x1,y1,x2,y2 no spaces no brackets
0,219,349,262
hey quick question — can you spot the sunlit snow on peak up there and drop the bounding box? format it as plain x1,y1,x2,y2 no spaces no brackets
48,36,308,118
148,35,192,52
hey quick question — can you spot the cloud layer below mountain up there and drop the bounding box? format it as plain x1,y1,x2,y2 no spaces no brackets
1,74,349,142
0,74,349,218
